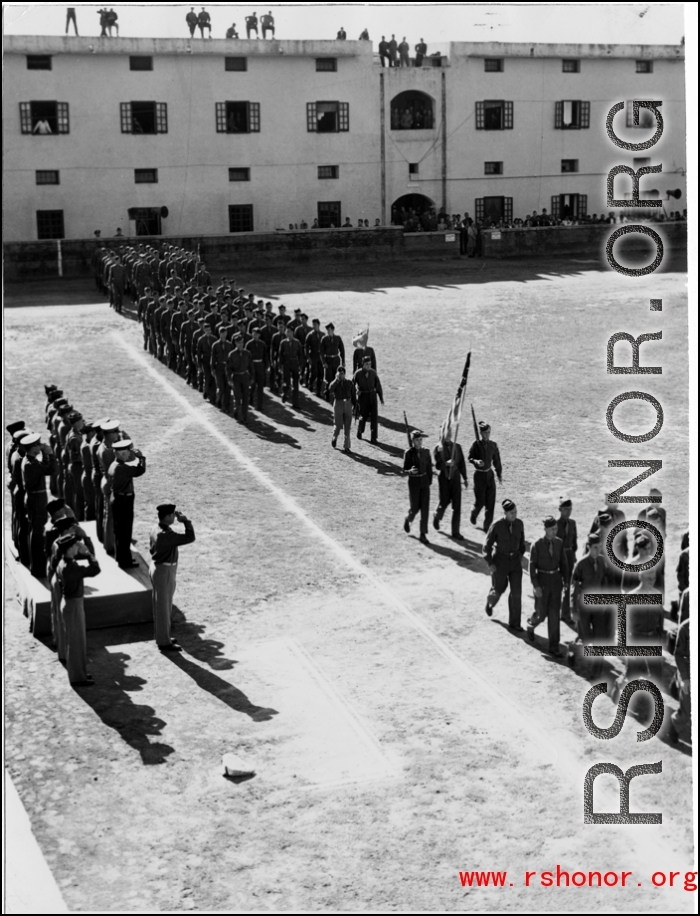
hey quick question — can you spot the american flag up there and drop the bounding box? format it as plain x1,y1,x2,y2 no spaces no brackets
439,352,471,446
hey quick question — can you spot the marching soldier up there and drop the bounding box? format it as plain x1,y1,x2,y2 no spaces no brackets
556,498,578,626
527,516,569,656
468,420,502,532
108,438,146,569
55,532,101,686
247,326,268,410
227,334,253,423
328,365,355,453
20,432,56,578
402,430,433,544
294,313,311,386
279,325,303,408
211,323,232,413
432,433,467,540
305,318,325,397
179,306,199,385
352,355,384,442
570,533,610,669
352,328,377,372
483,498,526,629
320,323,345,400
149,504,196,651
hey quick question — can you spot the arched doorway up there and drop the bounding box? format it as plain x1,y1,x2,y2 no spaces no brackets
391,194,435,227
390,90,435,130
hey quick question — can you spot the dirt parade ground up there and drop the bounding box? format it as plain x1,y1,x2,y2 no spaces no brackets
4,253,694,913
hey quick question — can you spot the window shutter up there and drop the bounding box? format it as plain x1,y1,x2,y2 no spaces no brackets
120,102,132,133
475,101,484,130
215,102,227,133
504,198,513,221
156,102,168,134
475,198,484,222
554,100,563,130
580,100,590,129
579,194,588,217
504,101,513,129
338,102,349,131
249,102,260,132
57,102,70,134
307,102,317,132
551,195,560,218
19,102,32,134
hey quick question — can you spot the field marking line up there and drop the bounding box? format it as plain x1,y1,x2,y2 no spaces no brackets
113,331,556,763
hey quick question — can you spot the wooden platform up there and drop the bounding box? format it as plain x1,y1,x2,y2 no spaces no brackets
5,522,153,636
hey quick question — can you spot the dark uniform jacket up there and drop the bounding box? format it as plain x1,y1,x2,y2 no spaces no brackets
483,517,525,565
467,439,502,478
227,348,252,375
529,536,568,588
556,517,578,553
150,519,196,565
328,377,354,403
320,334,345,365
352,346,377,372
433,441,467,482
403,447,433,490
279,338,302,367
352,367,383,399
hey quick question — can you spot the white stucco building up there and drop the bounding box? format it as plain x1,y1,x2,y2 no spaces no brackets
3,35,686,240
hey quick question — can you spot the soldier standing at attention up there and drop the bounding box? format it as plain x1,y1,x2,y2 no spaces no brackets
352,355,384,443
56,532,101,686
108,438,146,570
97,419,120,554
468,420,502,532
556,498,578,626
527,516,569,656
246,326,268,411
79,422,96,522
211,323,232,413
414,38,427,67
399,36,410,67
197,321,216,402
279,325,303,408
328,366,354,453
378,36,389,67
403,431,433,545
227,334,253,423
149,504,196,652
185,7,198,36
483,498,525,629
6,422,28,556
21,432,57,578
270,318,287,395
320,323,345,400
432,433,467,540
64,411,86,521
305,318,325,397
294,313,311,386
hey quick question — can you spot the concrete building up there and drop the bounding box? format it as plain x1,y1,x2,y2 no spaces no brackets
3,35,686,241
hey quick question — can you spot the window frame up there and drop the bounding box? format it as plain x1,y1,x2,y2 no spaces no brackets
20,101,70,135
35,169,60,185
225,57,248,71
561,159,579,173
475,100,513,131
36,209,65,239
228,204,254,233
120,101,168,134
315,58,338,72
554,100,590,130
27,55,52,70
635,60,653,73
306,101,350,133
317,165,339,179
484,58,503,72
626,101,656,129
484,161,503,175
228,167,251,181
134,168,159,184
129,56,154,71
562,59,580,73
317,201,342,228
215,101,261,133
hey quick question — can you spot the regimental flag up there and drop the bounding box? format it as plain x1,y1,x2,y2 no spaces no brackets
352,325,369,348
439,352,472,479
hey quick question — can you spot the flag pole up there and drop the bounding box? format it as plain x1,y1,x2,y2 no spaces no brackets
448,382,468,480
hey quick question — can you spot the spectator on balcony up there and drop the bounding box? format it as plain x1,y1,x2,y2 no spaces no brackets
415,38,427,67
261,11,275,38
359,28,369,40
337,26,347,40
225,22,239,38
245,12,258,38
399,37,410,67
186,7,198,36
342,217,353,228
388,35,398,67
33,118,52,134
198,7,211,38
379,36,390,67
106,8,118,36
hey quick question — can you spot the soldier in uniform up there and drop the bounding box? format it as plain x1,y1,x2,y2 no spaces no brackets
64,411,85,521
402,430,433,544
6,422,28,556
90,418,109,539
571,533,609,646
270,318,287,395
527,516,569,656
55,532,101,686
96,419,121,554
305,318,325,397
107,438,146,569
294,314,311,386
556,498,578,626
279,325,303,408
211,323,232,413
352,328,377,372
483,498,526,629
320,322,345,399
667,616,690,745
197,321,216,402
352,355,384,442
20,432,56,578
432,433,467,540
149,504,196,651
328,365,355,452
247,326,268,410
468,420,502,532
179,306,198,385
227,334,253,423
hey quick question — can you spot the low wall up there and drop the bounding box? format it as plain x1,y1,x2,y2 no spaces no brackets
3,222,687,279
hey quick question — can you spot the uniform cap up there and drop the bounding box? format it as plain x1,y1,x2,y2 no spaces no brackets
94,417,112,429
337,366,346,374
362,355,372,363
157,503,177,518
300,313,308,320
100,419,120,433
252,326,261,334
46,498,66,518
543,516,557,529
326,322,335,330
502,499,516,512
6,421,25,435
411,429,424,440
645,508,662,521
293,308,301,315
53,398,68,408
312,318,321,325
598,512,613,525
112,438,133,451
68,411,83,423
44,384,58,395
55,515,76,532
635,532,653,548
58,403,74,414
478,421,490,432
559,498,572,509
56,532,78,549
587,533,601,545
20,433,41,447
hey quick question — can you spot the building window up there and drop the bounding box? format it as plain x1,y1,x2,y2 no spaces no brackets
550,194,588,219
229,204,254,232
554,100,590,129
36,170,60,185
318,165,339,179
306,101,349,133
390,90,434,130
36,209,64,239
129,56,153,71
128,207,162,235
484,59,503,72
561,159,579,172
626,101,655,129
134,168,158,183
484,161,503,175
475,100,513,131
225,57,247,71
27,55,52,70
19,101,70,135
562,59,580,72
316,58,338,72
229,167,251,181
408,163,419,175
474,197,513,225
215,101,261,133
120,101,168,134
317,201,341,228
636,60,653,73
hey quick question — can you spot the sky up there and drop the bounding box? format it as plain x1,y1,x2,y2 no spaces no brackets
2,2,687,46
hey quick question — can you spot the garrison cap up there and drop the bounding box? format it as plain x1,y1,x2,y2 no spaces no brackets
587,533,601,546
252,325,261,333
20,432,42,447
56,532,78,550
362,355,372,363
293,308,301,315
157,503,177,519
68,411,83,424
598,511,613,525
54,398,69,408
233,333,243,341
478,421,491,432
326,322,335,330
300,313,308,320
312,318,321,325
44,384,58,394
6,421,26,435
543,516,557,529
112,438,133,451
502,499,516,512
559,498,572,509
58,403,74,414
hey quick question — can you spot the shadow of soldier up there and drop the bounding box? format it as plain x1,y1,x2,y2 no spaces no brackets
343,449,404,476
171,604,235,670
245,413,302,449
425,532,491,575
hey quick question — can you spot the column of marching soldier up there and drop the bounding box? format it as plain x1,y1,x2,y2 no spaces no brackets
93,242,384,448
6,388,195,687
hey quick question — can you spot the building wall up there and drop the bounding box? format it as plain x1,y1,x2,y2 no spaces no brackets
3,37,686,242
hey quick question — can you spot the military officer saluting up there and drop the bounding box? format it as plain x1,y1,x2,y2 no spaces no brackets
527,516,569,656
149,503,196,652
483,498,526,629
468,420,502,532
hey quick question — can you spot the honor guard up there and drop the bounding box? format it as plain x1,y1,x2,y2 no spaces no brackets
468,421,502,532
107,439,146,569
432,433,467,540
403,431,433,544
483,499,526,629
352,356,384,443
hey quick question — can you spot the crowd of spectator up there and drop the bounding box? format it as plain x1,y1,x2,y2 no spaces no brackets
391,207,688,233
